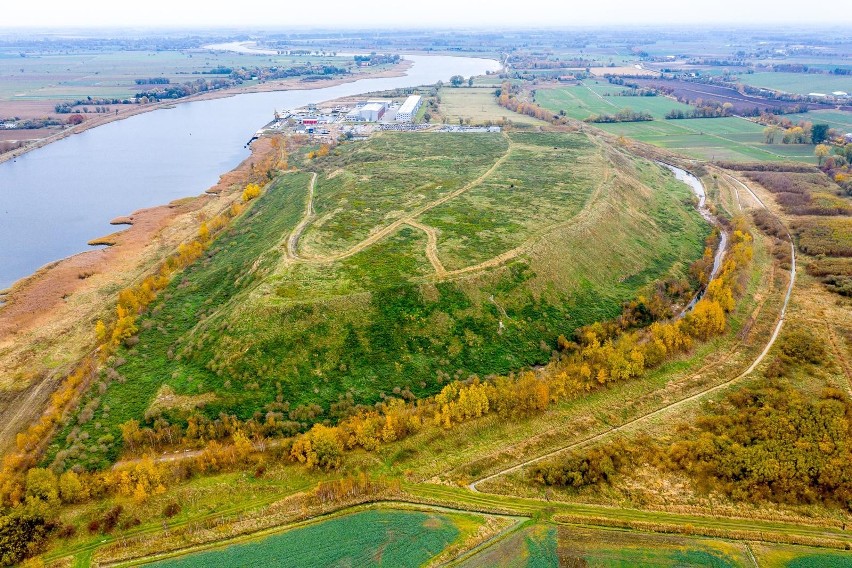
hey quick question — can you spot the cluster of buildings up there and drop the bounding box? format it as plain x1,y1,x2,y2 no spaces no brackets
272,94,424,131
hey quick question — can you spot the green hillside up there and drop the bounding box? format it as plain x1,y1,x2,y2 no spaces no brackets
46,131,709,471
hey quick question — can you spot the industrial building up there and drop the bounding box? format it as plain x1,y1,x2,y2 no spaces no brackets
396,95,422,122
346,102,387,122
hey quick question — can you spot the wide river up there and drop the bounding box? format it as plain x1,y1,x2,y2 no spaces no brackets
0,54,500,290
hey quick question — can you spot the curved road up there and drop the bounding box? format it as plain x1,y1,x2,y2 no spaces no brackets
469,169,796,492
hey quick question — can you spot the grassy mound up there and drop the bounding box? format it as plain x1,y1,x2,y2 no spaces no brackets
47,131,709,470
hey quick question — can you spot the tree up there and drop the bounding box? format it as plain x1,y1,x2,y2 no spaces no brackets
450,75,464,87
467,77,474,87
58,471,85,504
24,469,58,505
815,144,830,166
812,123,830,144
763,125,781,144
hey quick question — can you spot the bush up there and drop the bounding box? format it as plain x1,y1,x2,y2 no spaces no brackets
163,502,181,518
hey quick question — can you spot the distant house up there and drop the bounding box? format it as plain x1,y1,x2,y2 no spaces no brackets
844,133,852,143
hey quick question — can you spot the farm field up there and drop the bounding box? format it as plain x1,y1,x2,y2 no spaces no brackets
148,508,468,567
534,81,694,121
751,543,852,567
557,525,750,567
440,86,544,125
457,523,557,567
43,131,709,471
535,85,819,162
784,109,852,131
0,49,355,103
737,71,852,95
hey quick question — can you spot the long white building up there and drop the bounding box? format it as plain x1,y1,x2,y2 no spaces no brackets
396,95,422,122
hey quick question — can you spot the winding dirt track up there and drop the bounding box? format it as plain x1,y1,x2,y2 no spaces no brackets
286,173,317,259
288,134,514,264
468,171,796,492
404,220,447,277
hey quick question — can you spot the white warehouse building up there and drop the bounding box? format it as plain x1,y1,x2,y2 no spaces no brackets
345,102,386,122
396,95,422,122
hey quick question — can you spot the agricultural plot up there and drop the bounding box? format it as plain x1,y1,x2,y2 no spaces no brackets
45,132,709,471
783,110,852,132
0,49,354,102
737,72,852,96
751,542,852,567
439,86,545,126
534,82,694,121
458,523,557,567
536,85,819,162
557,525,751,567
150,509,465,567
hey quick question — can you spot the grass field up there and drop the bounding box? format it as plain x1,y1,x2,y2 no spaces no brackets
783,109,852,131
752,542,852,567
535,84,821,162
558,525,748,567
149,509,464,567
736,72,852,96
45,131,708,471
534,81,694,121
458,523,557,567
439,86,545,126
0,49,356,102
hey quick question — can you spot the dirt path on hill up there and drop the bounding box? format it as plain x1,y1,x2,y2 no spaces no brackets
290,134,514,264
286,173,317,259
403,220,447,277
468,171,796,493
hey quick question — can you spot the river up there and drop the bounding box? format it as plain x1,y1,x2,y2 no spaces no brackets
0,54,500,290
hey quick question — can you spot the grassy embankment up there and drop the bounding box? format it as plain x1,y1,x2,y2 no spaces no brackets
36,162,851,567
44,131,708,472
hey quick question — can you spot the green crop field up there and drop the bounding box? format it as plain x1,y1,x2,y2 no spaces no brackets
458,523,557,567
557,525,750,567
784,110,852,132
45,131,709,471
0,49,357,101
535,84,820,162
736,72,852,96
752,543,852,567
534,82,694,121
149,509,463,567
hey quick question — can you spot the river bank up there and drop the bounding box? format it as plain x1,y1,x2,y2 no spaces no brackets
0,61,411,167
0,136,281,452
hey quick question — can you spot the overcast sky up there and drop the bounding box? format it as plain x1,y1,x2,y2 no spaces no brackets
4,0,849,28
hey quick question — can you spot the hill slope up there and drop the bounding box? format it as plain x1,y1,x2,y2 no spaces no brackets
46,131,709,470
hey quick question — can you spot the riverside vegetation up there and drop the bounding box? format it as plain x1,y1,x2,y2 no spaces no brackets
2,96,851,567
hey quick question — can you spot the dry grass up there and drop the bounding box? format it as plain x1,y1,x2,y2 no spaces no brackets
439,87,546,126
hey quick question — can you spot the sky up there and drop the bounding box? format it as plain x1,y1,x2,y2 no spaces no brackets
4,0,850,28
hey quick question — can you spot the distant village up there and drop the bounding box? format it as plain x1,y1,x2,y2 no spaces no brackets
259,94,501,142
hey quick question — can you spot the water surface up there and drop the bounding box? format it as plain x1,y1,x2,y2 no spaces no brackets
0,54,499,289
